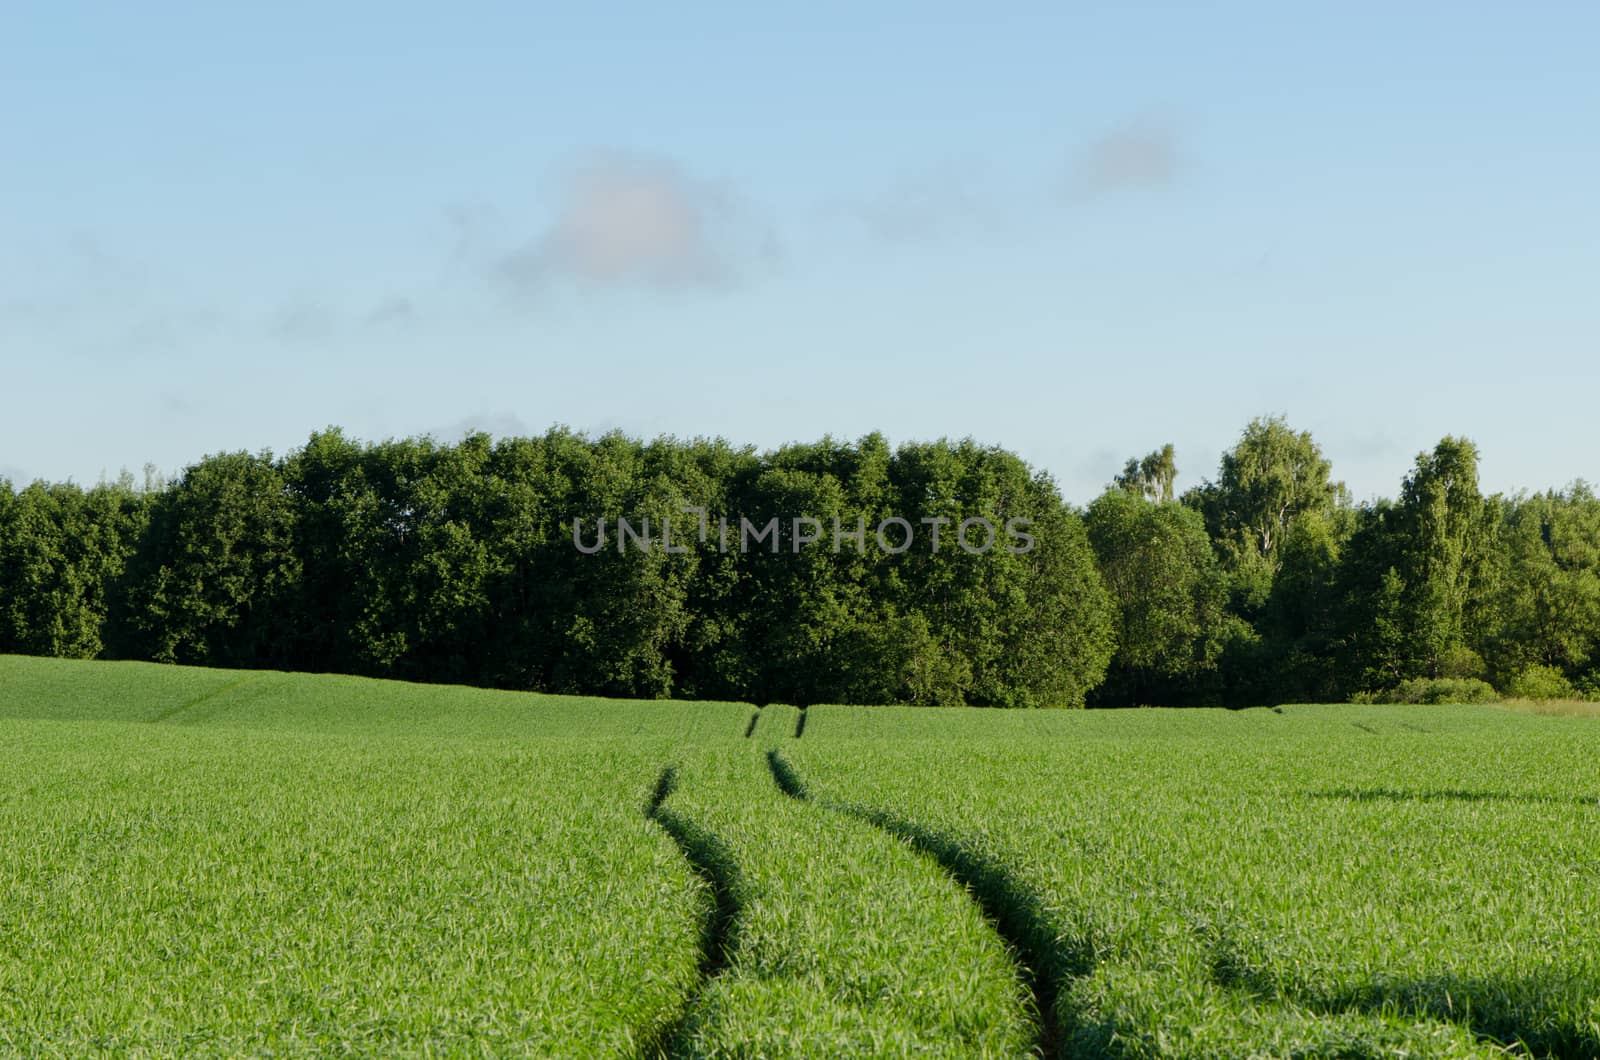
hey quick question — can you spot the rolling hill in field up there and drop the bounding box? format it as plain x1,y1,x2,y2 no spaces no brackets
2,654,1597,1058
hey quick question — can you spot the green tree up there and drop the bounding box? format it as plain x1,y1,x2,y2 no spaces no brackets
1186,416,1344,614
1115,444,1179,503
1332,438,1499,693
1392,436,1498,678
1482,485,1600,691
1085,488,1236,704
1,480,144,658
1242,505,1358,702
525,430,699,698
1325,502,1407,692
113,451,300,666
725,435,887,705
279,428,390,673
888,439,1114,707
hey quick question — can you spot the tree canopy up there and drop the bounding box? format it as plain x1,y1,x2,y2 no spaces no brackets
4,421,1598,706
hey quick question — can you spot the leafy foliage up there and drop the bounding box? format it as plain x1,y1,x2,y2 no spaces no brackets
0,478,144,659
1504,663,1580,701
1084,488,1239,705
6,418,1600,706
1353,677,1501,705
1185,416,1344,615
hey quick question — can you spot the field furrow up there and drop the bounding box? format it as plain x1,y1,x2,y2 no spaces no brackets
5,657,1600,1057
768,749,1063,1056
649,741,1033,1058
639,767,744,1059
790,705,1600,1058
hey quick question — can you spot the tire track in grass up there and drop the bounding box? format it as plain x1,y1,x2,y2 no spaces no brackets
638,766,741,1059
766,750,1068,1058
147,673,262,723
769,753,1575,1059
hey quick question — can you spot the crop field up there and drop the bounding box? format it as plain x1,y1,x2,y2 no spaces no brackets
788,707,1600,1058
2,656,1598,1058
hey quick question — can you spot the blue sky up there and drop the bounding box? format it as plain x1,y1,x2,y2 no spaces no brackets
4,1,1597,504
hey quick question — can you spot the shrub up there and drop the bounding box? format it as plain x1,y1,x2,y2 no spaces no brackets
1437,646,1487,680
1505,664,1577,702
1358,677,1500,705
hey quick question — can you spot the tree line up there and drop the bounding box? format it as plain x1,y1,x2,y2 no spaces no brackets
3,419,1597,707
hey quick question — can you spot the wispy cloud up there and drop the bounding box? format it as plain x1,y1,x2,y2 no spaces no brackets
835,160,998,245
497,152,776,294
1077,446,1125,489
0,296,64,332
266,299,339,343
432,412,533,440
3,231,421,353
443,203,501,265
0,236,145,338
60,233,143,300
365,295,415,327
1069,118,1181,197
159,392,197,418
124,307,232,353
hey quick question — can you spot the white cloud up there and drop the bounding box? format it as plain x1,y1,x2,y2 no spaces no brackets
498,153,774,293
1070,118,1180,196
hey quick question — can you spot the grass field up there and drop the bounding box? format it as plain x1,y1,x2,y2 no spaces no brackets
2,655,1598,1058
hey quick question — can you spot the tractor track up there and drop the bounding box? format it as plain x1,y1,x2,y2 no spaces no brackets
637,766,742,1059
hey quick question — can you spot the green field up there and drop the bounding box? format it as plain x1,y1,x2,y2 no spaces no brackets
2,655,1598,1058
